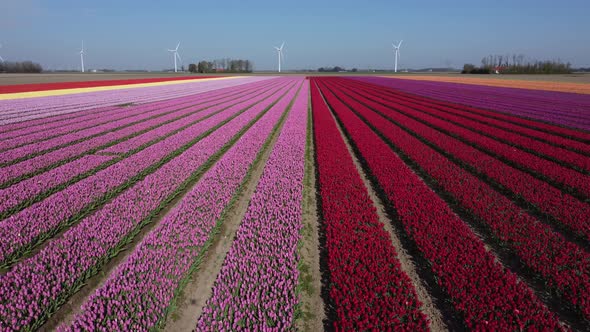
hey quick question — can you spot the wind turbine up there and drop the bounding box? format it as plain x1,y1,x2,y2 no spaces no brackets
392,40,403,73
79,41,85,73
274,42,285,73
167,42,181,72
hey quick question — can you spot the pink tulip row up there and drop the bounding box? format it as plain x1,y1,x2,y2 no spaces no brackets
0,80,282,221
197,81,308,331
0,77,272,139
0,78,297,331
0,76,274,125
0,78,278,167
331,80,590,242
0,79,271,152
0,79,283,186
0,80,292,267
61,78,303,332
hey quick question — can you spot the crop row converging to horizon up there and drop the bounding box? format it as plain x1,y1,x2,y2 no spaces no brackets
0,74,589,331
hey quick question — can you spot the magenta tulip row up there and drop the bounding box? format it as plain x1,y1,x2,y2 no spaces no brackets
0,78,296,331
0,78,277,167
342,79,590,171
355,77,590,131
0,76,274,125
61,78,303,332
331,80,590,241
197,81,308,331
0,80,280,220
0,80,290,267
0,79,282,186
0,77,271,140
347,79,590,154
0,78,270,152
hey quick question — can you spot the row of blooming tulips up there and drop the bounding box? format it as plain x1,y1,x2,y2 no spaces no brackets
345,78,590,154
321,77,590,322
0,79,266,152
0,81,256,139
61,79,303,332
342,79,590,171
0,80,282,220
330,79,590,242
0,76,217,94
314,78,563,330
0,80,292,268
356,77,590,131
0,77,274,125
197,81,308,331
0,79,296,331
0,78,278,167
336,79,590,198
354,77,590,143
0,80,282,187
309,81,429,330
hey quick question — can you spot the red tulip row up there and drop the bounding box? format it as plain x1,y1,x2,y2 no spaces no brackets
318,77,590,322
345,78,590,154
311,81,429,331
328,80,590,242
343,79,590,172
314,78,564,329
329,78,590,198
0,76,218,94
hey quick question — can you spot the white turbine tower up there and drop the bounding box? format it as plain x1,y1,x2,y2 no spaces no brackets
274,42,285,73
392,40,403,73
168,42,181,72
79,41,85,73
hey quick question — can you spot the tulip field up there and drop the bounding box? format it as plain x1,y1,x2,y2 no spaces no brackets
0,74,589,331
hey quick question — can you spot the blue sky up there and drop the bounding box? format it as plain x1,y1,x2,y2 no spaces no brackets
1,0,589,71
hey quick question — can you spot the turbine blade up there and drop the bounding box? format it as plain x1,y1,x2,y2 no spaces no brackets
398,40,403,47
280,41,285,49
0,55,4,62
176,42,180,51
176,52,182,63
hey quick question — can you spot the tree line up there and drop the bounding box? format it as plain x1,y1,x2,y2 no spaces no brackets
0,61,43,73
463,54,572,74
188,58,253,73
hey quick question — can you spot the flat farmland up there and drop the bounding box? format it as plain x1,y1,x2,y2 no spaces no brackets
0,75,588,331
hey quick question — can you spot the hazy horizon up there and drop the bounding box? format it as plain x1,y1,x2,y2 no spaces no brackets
1,0,589,71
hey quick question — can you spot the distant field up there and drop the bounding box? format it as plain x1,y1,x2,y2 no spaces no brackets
2,71,590,87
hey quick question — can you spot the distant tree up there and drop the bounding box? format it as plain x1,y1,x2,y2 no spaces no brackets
0,61,43,73
188,63,197,73
351,68,358,72
462,63,476,74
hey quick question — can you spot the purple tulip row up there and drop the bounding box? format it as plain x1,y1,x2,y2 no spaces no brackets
338,79,590,172
0,79,282,186
61,78,304,332
0,78,297,331
0,154,113,218
0,77,271,139
197,81,308,330
0,77,275,125
355,77,590,131
0,80,292,267
0,78,279,166
0,80,283,219
0,78,273,152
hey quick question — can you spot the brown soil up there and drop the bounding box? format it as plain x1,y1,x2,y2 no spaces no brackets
162,92,295,332
327,100,448,332
295,101,325,332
